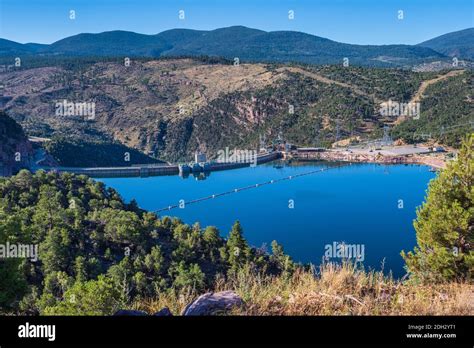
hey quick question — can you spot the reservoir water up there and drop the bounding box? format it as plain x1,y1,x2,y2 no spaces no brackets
99,161,436,277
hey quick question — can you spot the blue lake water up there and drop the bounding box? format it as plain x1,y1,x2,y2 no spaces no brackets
99,161,436,277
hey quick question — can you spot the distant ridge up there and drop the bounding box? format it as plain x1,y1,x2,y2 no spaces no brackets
418,28,474,60
1,26,472,67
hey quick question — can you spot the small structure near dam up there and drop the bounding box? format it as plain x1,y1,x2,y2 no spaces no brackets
286,144,448,169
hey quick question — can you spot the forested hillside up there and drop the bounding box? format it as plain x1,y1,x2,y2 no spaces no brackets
43,136,163,167
0,26,448,68
0,170,292,314
418,28,474,61
392,70,474,146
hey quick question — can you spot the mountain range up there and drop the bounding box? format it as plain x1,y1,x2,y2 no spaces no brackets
1,26,473,67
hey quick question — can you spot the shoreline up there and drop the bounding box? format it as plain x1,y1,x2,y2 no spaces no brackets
5,149,446,180
287,147,447,170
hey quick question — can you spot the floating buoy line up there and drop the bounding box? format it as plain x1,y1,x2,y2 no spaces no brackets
154,163,350,213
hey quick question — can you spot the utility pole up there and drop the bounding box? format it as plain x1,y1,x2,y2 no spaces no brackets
314,118,320,146
259,134,266,151
335,119,341,142
382,125,392,145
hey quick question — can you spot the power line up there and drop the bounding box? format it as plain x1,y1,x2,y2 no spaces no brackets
413,120,474,139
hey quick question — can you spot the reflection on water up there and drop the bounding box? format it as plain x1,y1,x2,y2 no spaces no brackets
180,171,211,180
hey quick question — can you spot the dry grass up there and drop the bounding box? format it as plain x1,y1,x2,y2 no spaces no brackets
138,262,473,316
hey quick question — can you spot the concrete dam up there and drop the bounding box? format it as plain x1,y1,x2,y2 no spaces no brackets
36,151,282,178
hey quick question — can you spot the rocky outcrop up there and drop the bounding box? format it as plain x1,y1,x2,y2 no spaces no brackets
0,111,33,176
113,291,243,316
181,291,244,316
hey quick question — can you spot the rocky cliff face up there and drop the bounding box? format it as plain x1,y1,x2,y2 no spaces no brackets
0,111,33,175
1,59,288,161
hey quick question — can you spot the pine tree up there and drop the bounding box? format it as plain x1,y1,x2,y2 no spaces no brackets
402,134,473,283
0,211,27,308
271,240,295,275
0,260,27,309
74,256,87,282
226,221,250,272
173,261,205,291
43,275,122,315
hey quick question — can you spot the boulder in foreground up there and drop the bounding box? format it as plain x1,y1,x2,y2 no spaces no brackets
182,291,243,316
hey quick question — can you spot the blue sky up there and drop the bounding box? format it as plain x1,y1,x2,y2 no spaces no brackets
1,0,472,44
